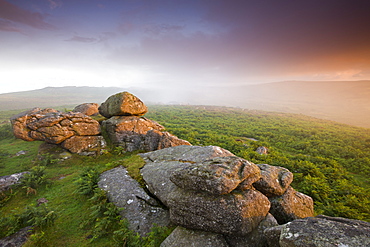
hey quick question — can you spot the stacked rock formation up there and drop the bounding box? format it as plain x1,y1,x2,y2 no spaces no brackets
98,145,316,246
139,145,314,245
10,108,105,155
72,103,99,116
10,91,190,155
100,91,191,152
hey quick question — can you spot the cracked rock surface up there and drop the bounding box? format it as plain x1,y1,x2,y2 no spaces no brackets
98,166,170,236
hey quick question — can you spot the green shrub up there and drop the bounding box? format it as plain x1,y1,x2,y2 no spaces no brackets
0,123,13,140
0,204,57,238
81,188,123,241
0,190,16,208
38,153,58,166
19,166,50,195
74,168,100,196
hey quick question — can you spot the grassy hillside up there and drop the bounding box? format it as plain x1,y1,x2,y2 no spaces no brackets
0,121,170,246
146,105,370,221
1,105,369,246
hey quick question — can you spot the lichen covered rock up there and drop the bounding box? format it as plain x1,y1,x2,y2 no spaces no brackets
72,103,99,116
160,226,229,247
167,187,270,236
140,146,236,206
98,166,170,236
265,215,370,247
102,116,190,152
269,186,314,224
253,163,293,197
98,91,148,118
170,156,261,195
10,108,103,155
140,146,270,236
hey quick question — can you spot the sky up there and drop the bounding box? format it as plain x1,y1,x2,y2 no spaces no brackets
1,0,370,94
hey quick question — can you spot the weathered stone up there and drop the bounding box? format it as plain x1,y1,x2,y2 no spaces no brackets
72,103,99,116
256,146,268,155
170,156,261,195
99,91,148,118
225,213,278,247
144,130,191,151
26,112,65,130
15,150,27,156
0,172,29,191
36,198,49,206
102,116,190,152
253,164,293,197
264,225,284,247
0,226,32,247
269,186,314,224
61,135,106,155
71,121,101,136
10,108,57,141
104,116,158,148
160,226,228,247
141,160,188,207
29,125,75,144
140,146,235,206
103,116,164,137
168,188,270,236
140,145,235,164
10,109,102,153
38,142,72,160
98,166,170,236
268,215,370,247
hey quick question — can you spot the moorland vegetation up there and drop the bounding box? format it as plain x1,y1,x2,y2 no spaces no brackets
0,104,369,246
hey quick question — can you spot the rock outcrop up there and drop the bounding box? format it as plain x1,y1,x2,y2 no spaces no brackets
140,145,235,206
138,145,314,245
98,166,170,236
10,108,105,155
256,146,268,155
170,156,261,195
0,172,29,192
0,226,32,247
72,103,99,116
265,215,370,247
253,164,293,197
224,213,278,247
101,93,190,152
98,91,148,118
269,186,314,224
10,91,189,155
161,226,229,247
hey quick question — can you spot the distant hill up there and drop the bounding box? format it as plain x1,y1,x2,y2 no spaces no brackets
0,86,127,111
0,81,369,128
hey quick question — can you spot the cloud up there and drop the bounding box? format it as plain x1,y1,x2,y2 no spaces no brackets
144,24,185,36
65,35,97,43
98,32,117,42
196,0,370,80
0,19,23,33
47,0,62,10
117,22,134,35
0,0,56,31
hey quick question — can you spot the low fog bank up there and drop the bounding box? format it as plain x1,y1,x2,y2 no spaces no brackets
0,81,369,128
139,81,370,128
